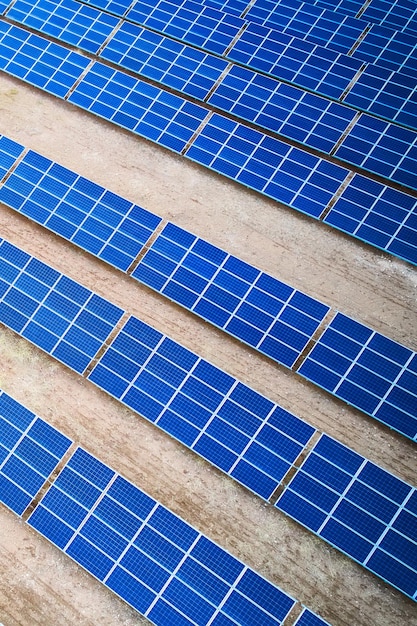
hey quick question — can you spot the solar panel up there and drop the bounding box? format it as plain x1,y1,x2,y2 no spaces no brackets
0,134,24,180
68,60,210,153
297,312,417,440
133,222,330,368
324,174,417,265
333,113,417,189
0,149,162,272
85,0,365,101
343,65,417,131
0,21,90,98
202,0,248,16
88,314,317,499
302,0,363,17
294,608,331,626
245,0,367,55
0,238,125,373
0,390,72,515
185,113,349,219
0,0,12,13
28,446,297,623
125,0,245,56
351,25,417,79
6,0,120,54
276,433,417,599
208,64,357,152
361,0,417,34
100,20,229,100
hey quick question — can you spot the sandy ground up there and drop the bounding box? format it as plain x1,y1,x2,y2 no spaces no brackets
0,75,416,626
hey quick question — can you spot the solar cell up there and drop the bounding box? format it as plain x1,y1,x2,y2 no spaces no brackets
0,22,90,98
297,312,417,440
324,174,417,265
334,114,417,189
88,314,317,499
343,65,417,130
0,149,162,272
6,0,120,54
68,60,210,153
133,222,330,368
0,134,24,180
184,113,349,219
276,433,417,599
0,238,124,373
28,446,297,623
208,64,356,151
0,390,72,515
100,20,228,100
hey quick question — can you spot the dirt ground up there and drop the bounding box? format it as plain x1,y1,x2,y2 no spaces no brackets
0,75,416,626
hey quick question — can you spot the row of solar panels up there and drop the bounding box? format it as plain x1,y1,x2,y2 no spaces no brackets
0,238,415,601
5,0,417,189
80,0,417,93
202,0,417,35
0,23,416,267
0,135,416,441
0,389,329,626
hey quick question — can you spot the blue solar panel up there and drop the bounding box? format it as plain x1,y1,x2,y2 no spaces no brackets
351,25,417,79
208,64,356,152
297,312,417,441
305,0,362,17
0,22,90,98
5,0,120,54
324,174,417,265
202,0,248,16
0,390,72,515
88,314,317,499
185,113,349,219
0,0,12,12
133,222,330,367
333,114,417,189
294,608,331,626
344,65,417,130
0,238,125,373
276,434,417,599
28,446,297,623
0,135,24,180
125,0,245,56
100,21,228,100
245,0,367,55
68,60,209,153
361,0,417,34
0,149,162,272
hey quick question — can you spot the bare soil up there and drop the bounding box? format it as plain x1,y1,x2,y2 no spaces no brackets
0,75,416,626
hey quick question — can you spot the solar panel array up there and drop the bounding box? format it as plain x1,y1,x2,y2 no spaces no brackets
0,389,330,626
0,389,72,516
0,234,416,600
88,314,317,499
276,434,417,600
0,11,417,263
0,238,125,373
297,313,417,440
1,0,417,614
28,446,299,625
0,149,162,271
0,139,416,441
